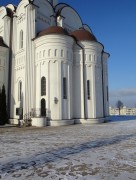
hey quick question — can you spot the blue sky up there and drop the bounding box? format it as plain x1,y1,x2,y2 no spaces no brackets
1,0,136,107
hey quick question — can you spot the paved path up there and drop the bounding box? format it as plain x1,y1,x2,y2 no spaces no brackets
0,117,136,180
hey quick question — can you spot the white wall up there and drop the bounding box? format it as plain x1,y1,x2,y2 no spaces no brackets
0,47,9,102
34,34,74,120
103,52,109,116
79,41,104,119
72,48,82,118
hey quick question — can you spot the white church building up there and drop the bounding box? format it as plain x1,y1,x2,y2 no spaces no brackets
0,0,109,126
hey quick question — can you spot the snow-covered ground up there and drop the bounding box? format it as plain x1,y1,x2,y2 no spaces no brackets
0,116,136,180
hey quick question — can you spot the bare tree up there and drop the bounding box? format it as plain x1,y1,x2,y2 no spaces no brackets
116,100,124,115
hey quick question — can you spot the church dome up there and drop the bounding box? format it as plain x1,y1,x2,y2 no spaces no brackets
38,26,68,37
6,7,13,18
70,29,97,42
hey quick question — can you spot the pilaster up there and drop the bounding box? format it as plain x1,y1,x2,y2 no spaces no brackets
35,63,41,116
58,61,62,120
80,53,85,119
92,64,96,118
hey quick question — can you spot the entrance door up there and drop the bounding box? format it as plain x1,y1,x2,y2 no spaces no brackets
41,98,46,116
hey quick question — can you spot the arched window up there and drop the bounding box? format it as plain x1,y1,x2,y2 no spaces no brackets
41,77,46,96
18,81,22,101
55,49,57,57
87,80,90,100
20,30,23,49
41,98,46,116
63,77,67,99
61,49,64,57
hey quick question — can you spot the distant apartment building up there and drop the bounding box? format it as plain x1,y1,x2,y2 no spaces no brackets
109,107,136,116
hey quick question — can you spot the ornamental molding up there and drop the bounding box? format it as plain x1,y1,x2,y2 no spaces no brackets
17,13,26,24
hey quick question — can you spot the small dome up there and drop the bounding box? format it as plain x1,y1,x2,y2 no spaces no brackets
38,26,68,37
0,37,8,48
6,7,13,18
70,29,97,42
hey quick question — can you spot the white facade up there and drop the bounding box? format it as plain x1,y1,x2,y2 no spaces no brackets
0,0,110,126
109,107,136,116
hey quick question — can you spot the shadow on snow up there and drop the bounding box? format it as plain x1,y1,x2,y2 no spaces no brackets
109,115,136,122
0,133,136,175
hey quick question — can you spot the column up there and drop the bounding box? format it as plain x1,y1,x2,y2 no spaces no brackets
92,64,96,118
58,61,62,120
35,63,41,116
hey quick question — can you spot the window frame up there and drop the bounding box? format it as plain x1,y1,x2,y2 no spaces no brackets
87,80,90,100
18,81,22,101
63,77,67,99
41,77,46,96
19,30,23,49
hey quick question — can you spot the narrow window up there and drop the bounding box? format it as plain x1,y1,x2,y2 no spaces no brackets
63,77,67,99
55,49,57,56
87,80,90,100
41,77,46,96
20,30,23,49
61,49,64,57
94,55,95,61
41,98,46,116
18,81,22,101
89,54,91,61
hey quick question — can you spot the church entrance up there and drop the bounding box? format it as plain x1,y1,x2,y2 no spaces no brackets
41,98,46,117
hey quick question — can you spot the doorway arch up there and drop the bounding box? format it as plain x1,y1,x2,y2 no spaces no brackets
41,98,46,116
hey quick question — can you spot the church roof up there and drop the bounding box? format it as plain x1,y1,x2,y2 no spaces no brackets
70,29,97,42
37,26,98,44
0,37,8,48
38,26,68,37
